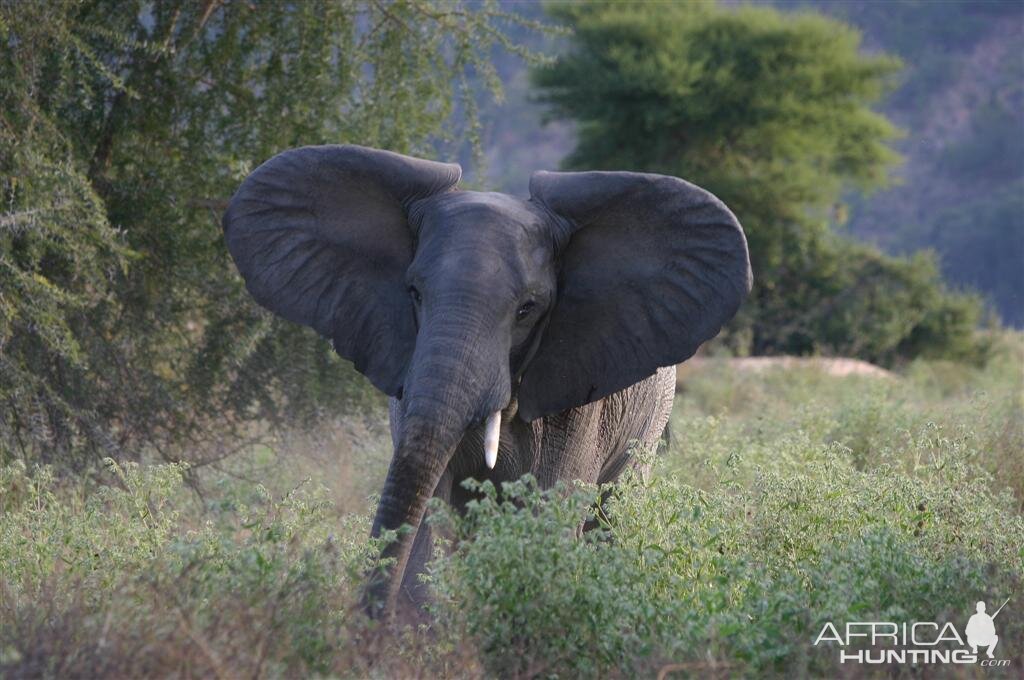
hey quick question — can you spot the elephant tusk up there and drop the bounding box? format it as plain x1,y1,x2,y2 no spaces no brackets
484,410,501,469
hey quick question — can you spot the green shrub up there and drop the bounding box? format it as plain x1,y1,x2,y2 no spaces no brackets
2,349,1020,676
428,458,1022,677
0,459,377,677
673,340,1023,504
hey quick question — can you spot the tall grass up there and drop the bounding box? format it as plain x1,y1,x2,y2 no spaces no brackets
2,334,1021,677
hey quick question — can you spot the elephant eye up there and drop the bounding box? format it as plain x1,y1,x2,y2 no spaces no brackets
517,300,536,320
409,286,422,304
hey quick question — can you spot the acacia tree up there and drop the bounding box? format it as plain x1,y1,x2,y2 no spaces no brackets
533,1,987,362
0,0,537,468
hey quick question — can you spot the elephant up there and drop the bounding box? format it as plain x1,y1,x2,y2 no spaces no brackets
222,144,751,615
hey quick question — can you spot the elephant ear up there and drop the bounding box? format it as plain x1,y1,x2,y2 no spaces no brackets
223,145,461,396
518,171,752,421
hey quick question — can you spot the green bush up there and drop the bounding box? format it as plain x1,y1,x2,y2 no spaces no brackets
426,454,1022,677
2,349,1021,676
672,335,1023,502
751,236,992,366
0,459,375,677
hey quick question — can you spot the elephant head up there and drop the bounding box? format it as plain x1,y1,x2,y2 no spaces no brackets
222,145,751,613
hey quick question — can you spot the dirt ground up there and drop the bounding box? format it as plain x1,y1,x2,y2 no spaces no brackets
676,356,895,388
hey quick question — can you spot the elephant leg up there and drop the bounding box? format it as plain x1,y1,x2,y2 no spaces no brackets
580,369,676,534
534,401,605,489
597,366,676,485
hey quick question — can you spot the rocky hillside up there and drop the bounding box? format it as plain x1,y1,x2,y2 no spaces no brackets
817,0,1024,326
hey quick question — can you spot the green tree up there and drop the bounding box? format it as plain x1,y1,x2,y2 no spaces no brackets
533,0,989,362
0,0,534,469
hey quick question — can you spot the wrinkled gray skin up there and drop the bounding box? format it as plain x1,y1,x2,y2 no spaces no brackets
222,145,751,616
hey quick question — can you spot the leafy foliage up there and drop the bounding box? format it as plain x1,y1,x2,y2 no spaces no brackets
0,459,378,677
672,333,1024,502
748,238,991,364
429,461,1021,677
2,346,1021,676
0,0,535,469
532,1,992,363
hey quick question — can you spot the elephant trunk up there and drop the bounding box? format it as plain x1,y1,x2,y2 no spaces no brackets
365,414,460,614
366,310,509,614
